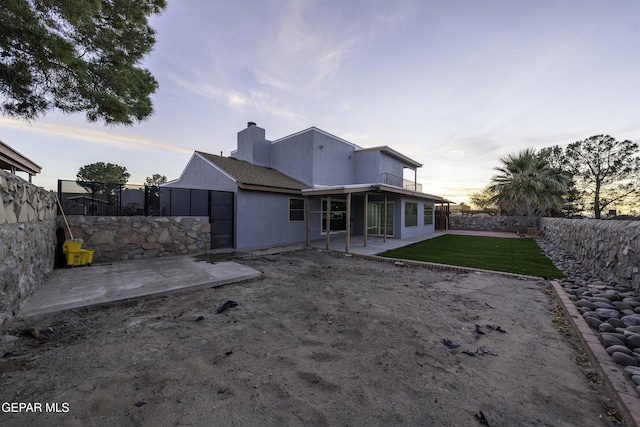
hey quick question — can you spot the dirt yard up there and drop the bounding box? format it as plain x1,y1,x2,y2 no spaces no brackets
0,249,623,426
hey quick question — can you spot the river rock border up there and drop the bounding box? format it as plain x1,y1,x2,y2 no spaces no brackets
538,237,640,398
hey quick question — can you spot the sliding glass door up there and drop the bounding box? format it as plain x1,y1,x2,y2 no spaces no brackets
367,202,394,236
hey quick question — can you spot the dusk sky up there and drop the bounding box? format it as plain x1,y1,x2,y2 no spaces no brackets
3,0,640,204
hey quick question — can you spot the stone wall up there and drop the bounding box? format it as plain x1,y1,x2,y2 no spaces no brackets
0,170,57,325
540,218,640,292
60,216,211,263
450,214,534,234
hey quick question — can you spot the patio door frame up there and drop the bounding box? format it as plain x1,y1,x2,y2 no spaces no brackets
367,200,394,237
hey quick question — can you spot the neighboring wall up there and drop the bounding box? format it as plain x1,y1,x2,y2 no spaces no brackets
62,216,211,263
540,218,640,292
0,170,57,325
450,215,532,234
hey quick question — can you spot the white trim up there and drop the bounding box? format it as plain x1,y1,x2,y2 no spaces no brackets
320,197,348,235
288,197,305,223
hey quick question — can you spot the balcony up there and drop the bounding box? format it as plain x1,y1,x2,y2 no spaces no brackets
380,173,422,192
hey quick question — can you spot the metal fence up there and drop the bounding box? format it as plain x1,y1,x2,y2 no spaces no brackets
379,173,423,192
57,180,214,216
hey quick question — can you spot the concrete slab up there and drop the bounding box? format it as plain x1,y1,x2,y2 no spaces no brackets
19,255,262,318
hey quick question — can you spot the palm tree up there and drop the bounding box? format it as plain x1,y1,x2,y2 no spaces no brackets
488,148,569,227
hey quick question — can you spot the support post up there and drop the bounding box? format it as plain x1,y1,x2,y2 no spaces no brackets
305,196,310,247
345,193,351,254
325,196,331,250
364,192,368,247
383,194,388,243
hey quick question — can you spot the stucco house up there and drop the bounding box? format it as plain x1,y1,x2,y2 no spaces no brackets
166,123,450,251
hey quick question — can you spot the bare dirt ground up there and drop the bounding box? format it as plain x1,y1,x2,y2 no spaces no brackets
0,249,623,426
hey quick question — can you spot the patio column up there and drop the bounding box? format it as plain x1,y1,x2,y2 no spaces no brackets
364,192,368,247
305,196,310,247
383,194,388,243
325,196,331,250
345,192,351,254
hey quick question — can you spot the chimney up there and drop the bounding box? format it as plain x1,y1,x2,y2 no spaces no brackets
236,122,271,166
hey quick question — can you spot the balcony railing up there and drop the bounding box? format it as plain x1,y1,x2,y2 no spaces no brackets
380,173,422,192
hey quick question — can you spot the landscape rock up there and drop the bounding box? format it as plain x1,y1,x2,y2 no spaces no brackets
606,345,632,356
612,352,639,367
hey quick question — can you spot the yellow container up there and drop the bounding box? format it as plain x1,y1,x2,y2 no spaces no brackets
80,249,95,266
65,251,83,267
63,240,83,254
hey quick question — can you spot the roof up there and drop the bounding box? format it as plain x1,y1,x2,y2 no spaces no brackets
0,140,42,176
197,151,310,193
355,146,422,168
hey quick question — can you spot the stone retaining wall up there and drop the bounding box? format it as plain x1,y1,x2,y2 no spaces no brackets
449,215,533,234
60,216,211,263
540,218,640,293
0,170,57,325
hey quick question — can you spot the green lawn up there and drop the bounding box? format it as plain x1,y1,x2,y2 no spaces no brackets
379,234,564,278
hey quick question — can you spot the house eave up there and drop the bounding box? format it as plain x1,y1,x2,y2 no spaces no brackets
301,183,448,202
355,146,423,168
237,182,305,195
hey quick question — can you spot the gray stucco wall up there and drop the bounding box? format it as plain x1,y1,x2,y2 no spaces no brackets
165,154,237,192
354,151,381,183
235,190,307,249
272,131,315,186
0,171,57,325
272,129,356,186
399,197,435,239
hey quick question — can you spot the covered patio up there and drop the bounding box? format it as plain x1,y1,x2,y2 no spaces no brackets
302,184,452,254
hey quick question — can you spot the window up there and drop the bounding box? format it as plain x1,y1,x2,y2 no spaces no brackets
404,202,417,227
424,204,433,225
322,199,347,232
289,198,305,222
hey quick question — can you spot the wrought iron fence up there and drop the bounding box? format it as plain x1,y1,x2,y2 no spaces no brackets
57,179,215,216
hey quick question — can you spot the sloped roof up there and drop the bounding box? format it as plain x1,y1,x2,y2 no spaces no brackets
197,151,309,192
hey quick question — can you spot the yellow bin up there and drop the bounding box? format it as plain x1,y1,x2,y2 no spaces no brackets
62,240,84,267
80,249,95,266
65,251,83,267
63,240,83,253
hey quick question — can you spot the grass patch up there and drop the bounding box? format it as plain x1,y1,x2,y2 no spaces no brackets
379,234,563,278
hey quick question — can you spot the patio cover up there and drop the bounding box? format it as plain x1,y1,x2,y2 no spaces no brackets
301,184,452,253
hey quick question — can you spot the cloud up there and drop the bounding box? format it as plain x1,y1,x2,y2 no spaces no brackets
255,0,414,93
0,118,192,154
